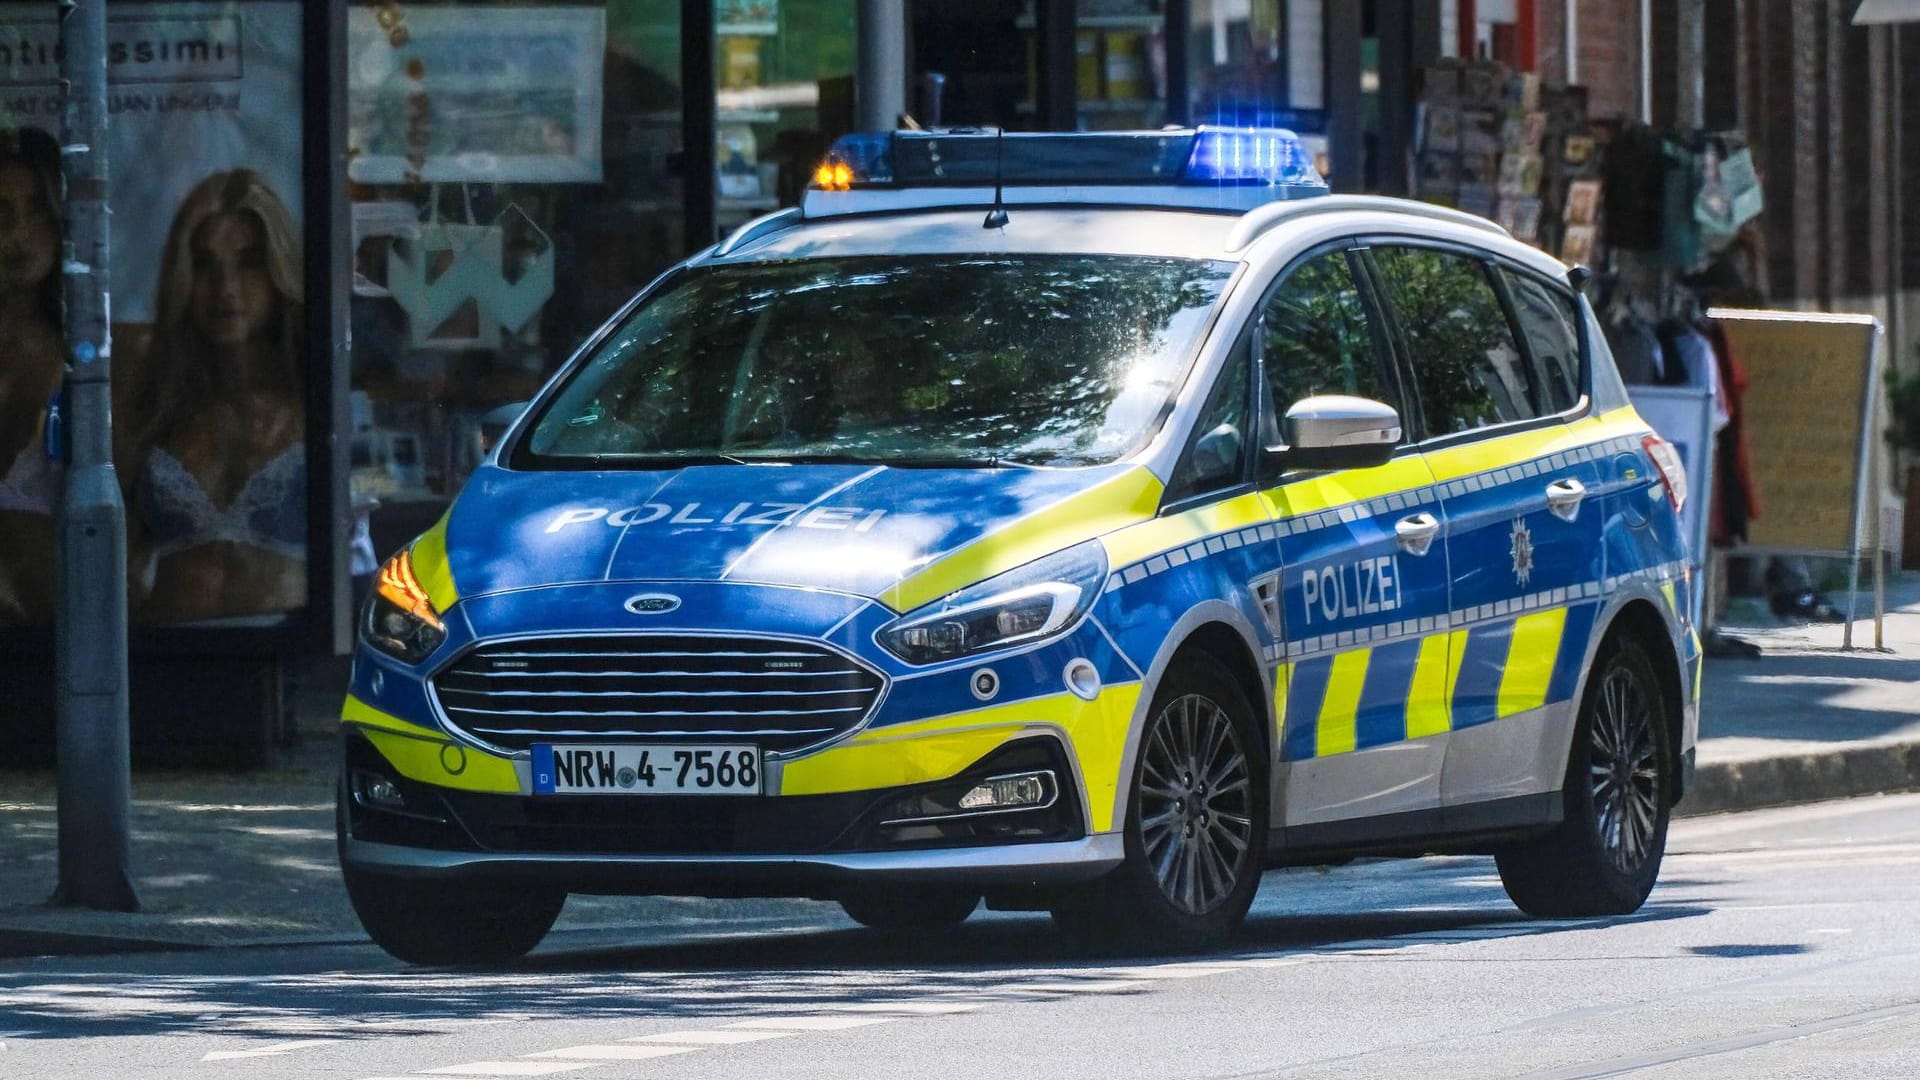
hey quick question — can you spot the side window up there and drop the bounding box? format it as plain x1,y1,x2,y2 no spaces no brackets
1166,346,1251,502
1260,249,1397,417
1502,268,1585,414
1372,246,1539,435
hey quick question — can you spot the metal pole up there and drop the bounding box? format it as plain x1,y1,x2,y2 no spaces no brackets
53,0,137,911
855,0,907,131
681,0,716,251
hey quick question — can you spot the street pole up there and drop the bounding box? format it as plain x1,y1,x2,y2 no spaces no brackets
52,0,138,912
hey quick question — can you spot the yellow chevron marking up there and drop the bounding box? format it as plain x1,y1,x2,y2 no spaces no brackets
1497,608,1569,718
882,467,1164,613
1316,648,1370,757
1273,661,1293,748
1405,630,1464,739
1661,581,1678,616
410,510,459,612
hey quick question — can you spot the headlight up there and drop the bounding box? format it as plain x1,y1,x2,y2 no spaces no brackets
362,548,447,664
879,540,1106,664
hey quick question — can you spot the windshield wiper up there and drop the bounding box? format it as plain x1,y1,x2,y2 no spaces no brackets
708,451,1042,469
588,452,749,468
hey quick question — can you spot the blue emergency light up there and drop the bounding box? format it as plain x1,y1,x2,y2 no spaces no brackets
810,126,1326,197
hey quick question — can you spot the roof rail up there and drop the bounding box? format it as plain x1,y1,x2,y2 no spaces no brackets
714,206,802,257
1225,194,1509,252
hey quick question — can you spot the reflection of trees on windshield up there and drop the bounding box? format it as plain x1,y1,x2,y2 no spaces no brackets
1261,252,1392,410
1371,247,1531,433
527,255,1232,465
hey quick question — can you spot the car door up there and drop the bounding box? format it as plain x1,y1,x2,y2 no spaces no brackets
1366,243,1605,812
1255,244,1456,835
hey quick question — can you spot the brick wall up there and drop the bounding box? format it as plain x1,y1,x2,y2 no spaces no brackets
1575,0,1642,118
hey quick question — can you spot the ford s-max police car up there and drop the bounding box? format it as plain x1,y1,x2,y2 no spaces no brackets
339,127,1698,963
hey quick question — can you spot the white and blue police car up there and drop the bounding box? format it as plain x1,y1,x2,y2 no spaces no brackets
340,127,1699,963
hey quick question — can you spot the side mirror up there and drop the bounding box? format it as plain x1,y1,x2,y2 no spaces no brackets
1262,395,1400,473
1189,422,1244,487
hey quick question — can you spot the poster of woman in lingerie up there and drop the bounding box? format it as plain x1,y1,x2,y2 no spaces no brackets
127,169,307,623
0,128,67,628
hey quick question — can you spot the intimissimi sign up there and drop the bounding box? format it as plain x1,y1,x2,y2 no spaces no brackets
0,13,244,86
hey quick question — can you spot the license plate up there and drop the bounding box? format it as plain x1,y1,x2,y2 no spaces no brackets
531,744,762,795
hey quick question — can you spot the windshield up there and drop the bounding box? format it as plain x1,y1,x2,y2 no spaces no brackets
519,254,1235,468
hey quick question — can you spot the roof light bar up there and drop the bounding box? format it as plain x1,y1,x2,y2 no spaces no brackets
806,126,1327,197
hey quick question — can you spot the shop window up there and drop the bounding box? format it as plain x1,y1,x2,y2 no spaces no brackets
1259,250,1397,419
345,0,693,585
1501,268,1584,414
1189,0,1320,126
0,1,310,629
715,0,855,227
1371,246,1539,435
1068,0,1168,131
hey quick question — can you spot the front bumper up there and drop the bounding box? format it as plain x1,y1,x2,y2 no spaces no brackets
339,728,1115,896
340,833,1125,895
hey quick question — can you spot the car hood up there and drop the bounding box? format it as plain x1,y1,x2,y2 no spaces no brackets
433,461,1163,613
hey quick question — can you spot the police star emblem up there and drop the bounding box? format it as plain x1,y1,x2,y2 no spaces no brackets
1510,517,1535,587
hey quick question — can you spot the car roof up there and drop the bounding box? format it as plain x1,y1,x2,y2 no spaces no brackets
708,208,1245,263
705,195,1570,282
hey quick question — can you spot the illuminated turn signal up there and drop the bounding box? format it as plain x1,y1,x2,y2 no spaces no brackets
376,549,444,631
812,159,853,191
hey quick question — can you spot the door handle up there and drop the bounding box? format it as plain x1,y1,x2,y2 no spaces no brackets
1546,477,1588,522
1394,512,1440,556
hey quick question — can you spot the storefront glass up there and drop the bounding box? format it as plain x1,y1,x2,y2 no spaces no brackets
1070,0,1168,130
714,0,853,231
0,0,308,629
346,0,688,580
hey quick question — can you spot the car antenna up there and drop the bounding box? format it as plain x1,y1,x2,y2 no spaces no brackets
982,126,1010,230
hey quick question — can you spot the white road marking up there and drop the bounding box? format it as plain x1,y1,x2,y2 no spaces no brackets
725,1015,896,1031
524,1044,703,1061
1098,964,1233,979
200,1038,332,1061
419,1063,597,1076
1013,980,1153,995
826,1001,985,1015
624,1029,796,1045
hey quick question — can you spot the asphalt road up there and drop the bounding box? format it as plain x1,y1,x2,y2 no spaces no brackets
5,794,1920,1080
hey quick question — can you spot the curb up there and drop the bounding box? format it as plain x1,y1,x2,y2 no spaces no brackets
1679,741,1920,817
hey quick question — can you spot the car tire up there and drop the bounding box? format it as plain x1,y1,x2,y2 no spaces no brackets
1052,652,1268,952
337,789,564,965
1496,636,1672,918
839,887,980,930
342,861,565,965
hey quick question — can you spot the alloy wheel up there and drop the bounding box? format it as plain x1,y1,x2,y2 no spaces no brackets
1588,666,1661,874
1137,693,1255,915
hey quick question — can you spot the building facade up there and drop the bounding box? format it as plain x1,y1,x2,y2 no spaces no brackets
0,0,1911,762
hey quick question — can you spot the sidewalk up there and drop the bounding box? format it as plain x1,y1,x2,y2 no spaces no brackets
0,661,832,958
3,575,1917,958
1684,570,1920,815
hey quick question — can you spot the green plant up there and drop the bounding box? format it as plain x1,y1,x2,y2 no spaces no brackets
1889,360,1920,457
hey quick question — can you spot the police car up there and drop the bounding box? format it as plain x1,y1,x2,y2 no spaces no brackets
340,127,1699,963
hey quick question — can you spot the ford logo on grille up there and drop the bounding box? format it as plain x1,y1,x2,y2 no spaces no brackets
623,593,682,615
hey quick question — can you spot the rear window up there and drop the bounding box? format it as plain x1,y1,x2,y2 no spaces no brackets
1502,269,1586,413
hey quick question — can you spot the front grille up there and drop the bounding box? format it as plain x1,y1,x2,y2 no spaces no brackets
432,635,884,753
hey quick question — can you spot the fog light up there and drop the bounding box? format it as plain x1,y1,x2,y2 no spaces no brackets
958,771,1052,811
879,768,1059,826
351,768,406,811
